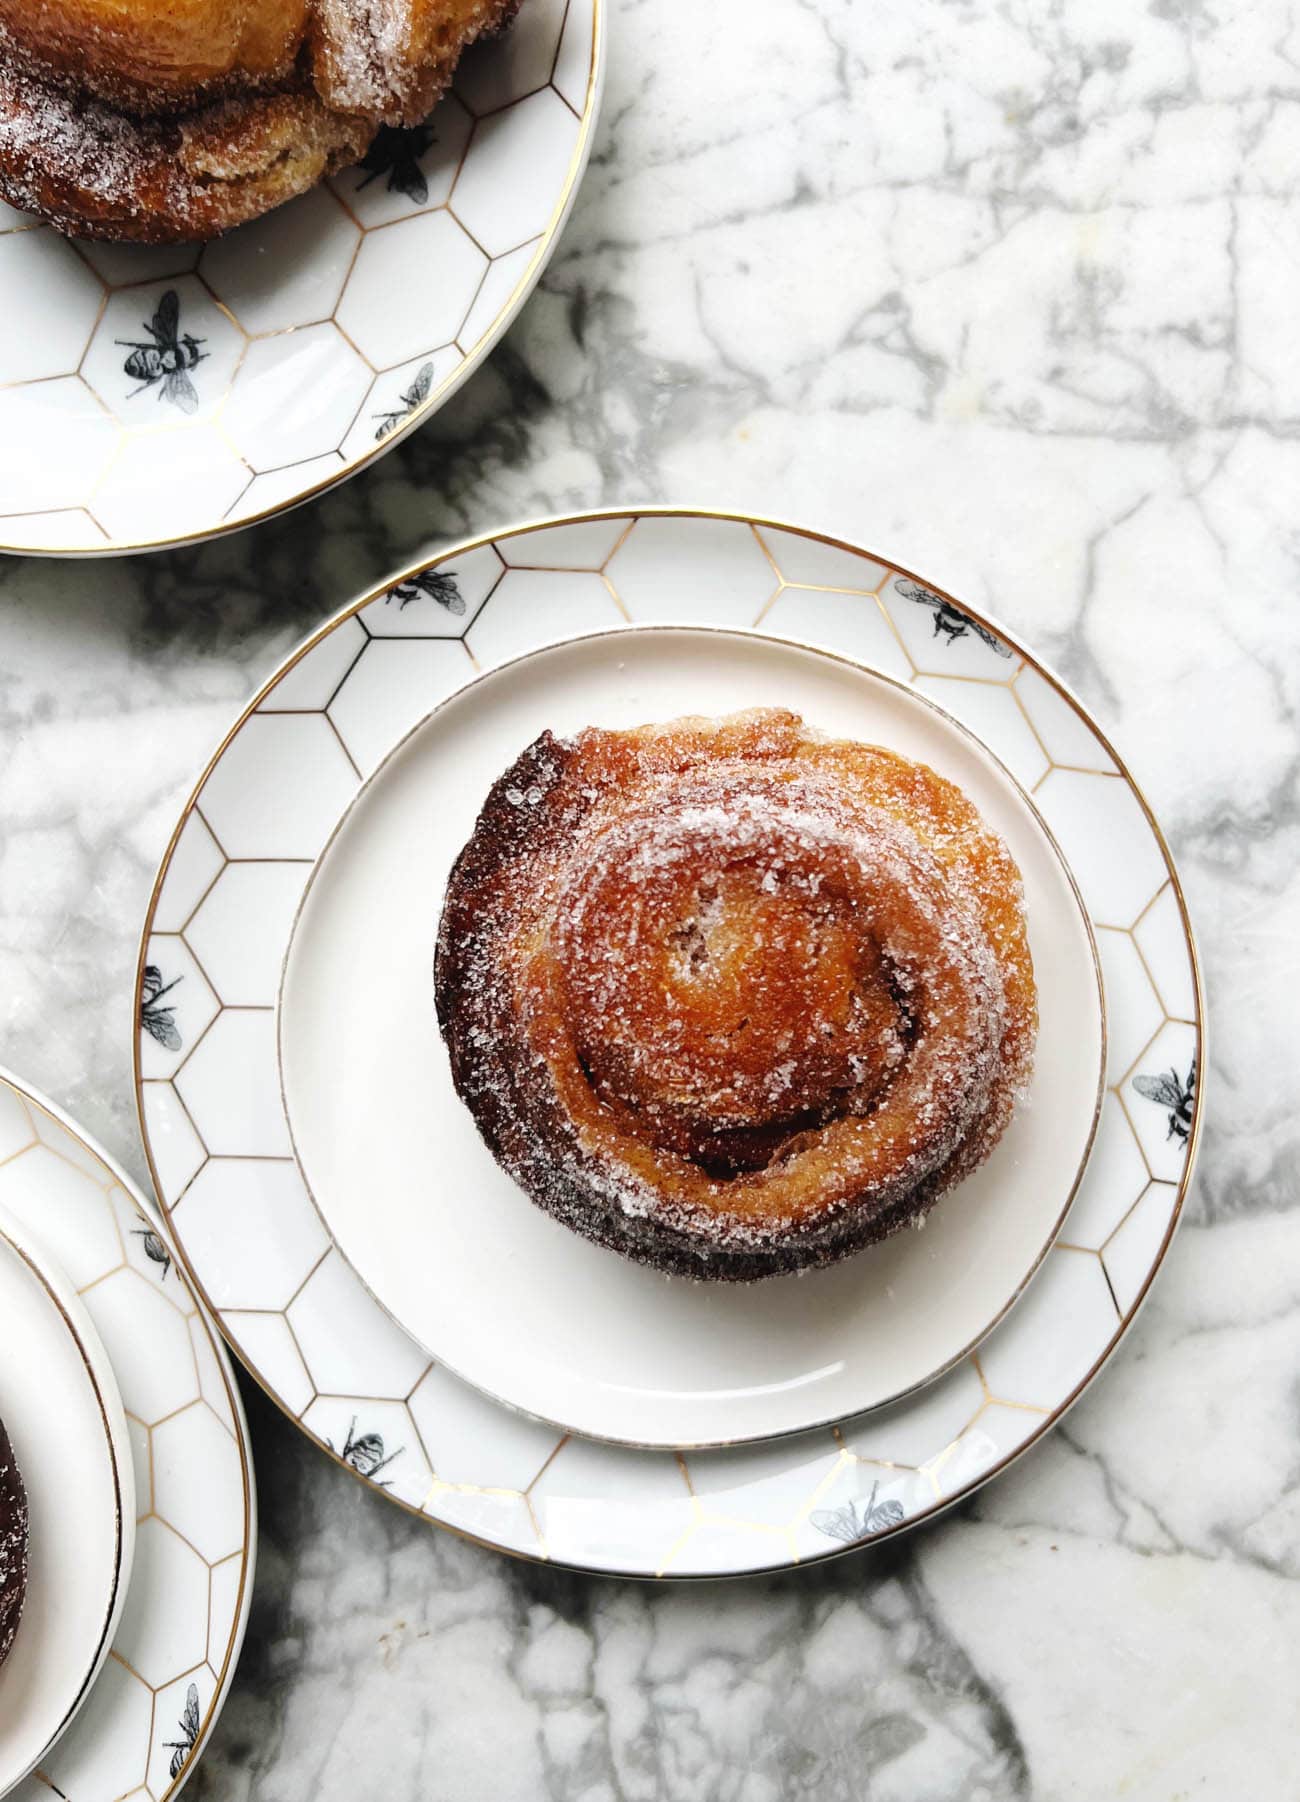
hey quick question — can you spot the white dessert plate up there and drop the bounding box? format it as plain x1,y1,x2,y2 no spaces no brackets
0,0,602,556
278,628,1105,1447
0,1068,254,1802
136,509,1203,1576
0,1207,133,1797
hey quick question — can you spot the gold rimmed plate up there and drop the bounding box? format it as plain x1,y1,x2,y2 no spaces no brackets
135,508,1203,1577
0,1205,133,1797
0,1067,254,1800
0,0,603,556
277,626,1106,1448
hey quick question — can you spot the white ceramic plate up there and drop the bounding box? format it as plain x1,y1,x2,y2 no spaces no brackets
278,628,1105,1446
0,0,602,556
0,1209,133,1798
136,509,1203,1577
0,1068,255,1802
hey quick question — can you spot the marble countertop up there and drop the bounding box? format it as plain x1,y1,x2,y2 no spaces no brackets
2,1,1297,1796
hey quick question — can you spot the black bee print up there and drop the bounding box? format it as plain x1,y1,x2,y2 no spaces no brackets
894,580,1012,657
357,122,436,204
329,1417,403,1486
117,290,207,415
811,1480,906,1546
164,1681,201,1780
140,965,183,1052
1133,1057,1195,1143
385,568,466,615
132,1220,173,1280
373,361,434,440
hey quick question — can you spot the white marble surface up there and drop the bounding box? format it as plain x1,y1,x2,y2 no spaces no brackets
1,1,1297,1796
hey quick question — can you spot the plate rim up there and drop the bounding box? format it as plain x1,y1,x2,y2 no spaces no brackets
0,0,606,561
0,1062,258,1797
0,1202,134,1793
274,619,1108,1449
132,505,1208,1579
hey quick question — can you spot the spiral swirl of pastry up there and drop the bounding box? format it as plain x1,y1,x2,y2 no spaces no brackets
436,711,1037,1280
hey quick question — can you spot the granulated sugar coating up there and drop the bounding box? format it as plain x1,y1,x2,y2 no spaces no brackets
0,0,520,242
0,1413,27,1672
435,710,1038,1281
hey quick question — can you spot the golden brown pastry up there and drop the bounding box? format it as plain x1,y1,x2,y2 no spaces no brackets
0,0,520,241
435,710,1038,1281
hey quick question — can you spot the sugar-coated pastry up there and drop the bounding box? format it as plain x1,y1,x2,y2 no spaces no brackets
0,1413,27,1671
435,710,1037,1281
0,0,521,241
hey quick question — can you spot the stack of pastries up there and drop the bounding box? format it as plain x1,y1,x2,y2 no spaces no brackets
0,0,520,241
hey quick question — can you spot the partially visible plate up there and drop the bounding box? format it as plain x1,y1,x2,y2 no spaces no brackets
0,1068,255,1802
0,0,603,555
279,627,1105,1447
136,509,1204,1578
0,1205,134,1797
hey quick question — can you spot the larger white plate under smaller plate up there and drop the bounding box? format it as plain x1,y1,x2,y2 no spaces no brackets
0,1207,135,1798
0,1065,254,1802
137,509,1205,1575
280,626,1104,1447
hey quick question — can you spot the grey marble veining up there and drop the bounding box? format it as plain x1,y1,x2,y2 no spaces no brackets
2,0,1298,1795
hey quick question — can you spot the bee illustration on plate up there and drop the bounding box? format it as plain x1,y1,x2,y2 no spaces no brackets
385,568,465,615
811,1480,906,1546
117,290,208,415
140,965,183,1052
131,1219,173,1280
373,361,435,440
894,580,1012,657
1132,1057,1195,1143
164,1681,201,1780
329,1417,403,1486
357,122,436,204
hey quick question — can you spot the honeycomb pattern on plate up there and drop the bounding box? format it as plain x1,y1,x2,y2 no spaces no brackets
0,1078,252,1802
136,512,1202,1578
0,0,601,555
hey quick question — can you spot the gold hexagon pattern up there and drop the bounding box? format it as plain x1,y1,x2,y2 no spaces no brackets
134,511,1203,1578
0,1075,253,1801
